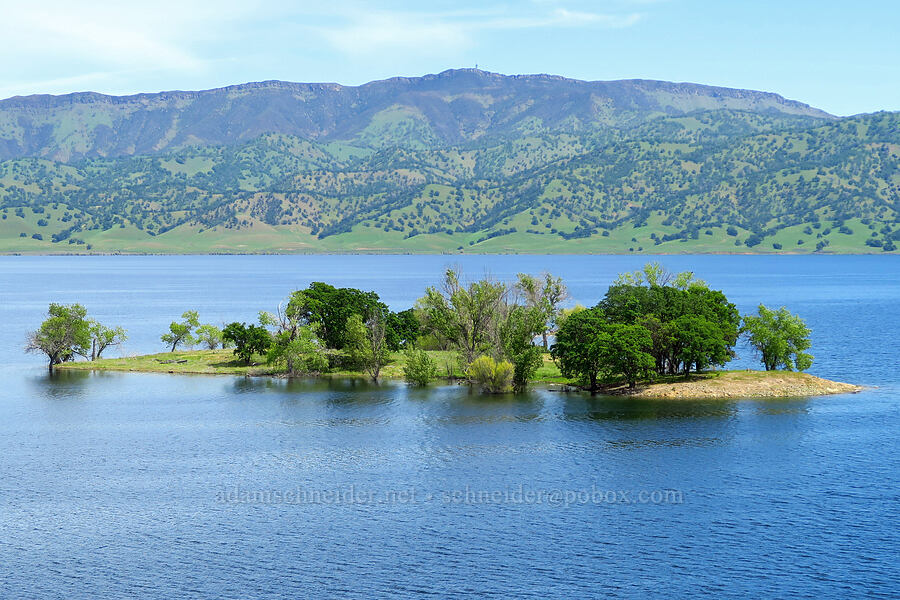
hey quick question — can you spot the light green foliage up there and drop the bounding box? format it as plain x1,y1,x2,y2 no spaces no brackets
418,268,507,365
345,313,390,381
266,325,328,376
161,310,199,352
402,346,439,386
515,272,569,349
742,305,813,371
500,304,547,392
89,321,127,360
613,262,707,290
194,324,223,350
467,355,514,394
25,303,93,371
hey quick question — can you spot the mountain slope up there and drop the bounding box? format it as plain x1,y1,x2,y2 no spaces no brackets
0,69,831,162
1,70,896,255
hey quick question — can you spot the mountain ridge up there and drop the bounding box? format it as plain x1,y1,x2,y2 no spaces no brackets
0,69,833,163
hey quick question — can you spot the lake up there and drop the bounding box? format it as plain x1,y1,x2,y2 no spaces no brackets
1,255,898,598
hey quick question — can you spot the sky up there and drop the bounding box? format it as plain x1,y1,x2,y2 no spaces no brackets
0,0,896,116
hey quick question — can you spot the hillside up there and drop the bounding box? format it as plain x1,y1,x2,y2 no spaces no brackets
0,70,897,254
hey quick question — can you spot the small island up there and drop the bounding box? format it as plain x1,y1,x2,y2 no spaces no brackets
34,262,858,399
57,349,860,399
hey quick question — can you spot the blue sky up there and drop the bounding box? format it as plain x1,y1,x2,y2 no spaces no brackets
0,0,896,115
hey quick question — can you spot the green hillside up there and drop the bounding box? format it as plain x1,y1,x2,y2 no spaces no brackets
0,71,897,254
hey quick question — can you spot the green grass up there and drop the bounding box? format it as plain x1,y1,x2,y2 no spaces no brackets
58,349,571,383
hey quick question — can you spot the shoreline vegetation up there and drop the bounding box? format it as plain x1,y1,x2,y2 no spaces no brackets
56,349,860,399
31,262,857,398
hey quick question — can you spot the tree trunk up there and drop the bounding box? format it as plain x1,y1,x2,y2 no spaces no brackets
91,339,96,361
542,331,549,350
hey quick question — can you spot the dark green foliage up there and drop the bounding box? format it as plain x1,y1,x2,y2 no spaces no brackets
222,322,272,365
551,308,608,390
292,282,388,350
596,270,739,375
386,308,421,351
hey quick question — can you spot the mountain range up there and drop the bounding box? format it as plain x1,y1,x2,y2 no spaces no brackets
0,69,896,253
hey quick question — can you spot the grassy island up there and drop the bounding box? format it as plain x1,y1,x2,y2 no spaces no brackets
35,262,858,398
57,350,860,399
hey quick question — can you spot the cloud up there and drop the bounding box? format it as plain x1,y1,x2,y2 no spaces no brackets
313,4,643,56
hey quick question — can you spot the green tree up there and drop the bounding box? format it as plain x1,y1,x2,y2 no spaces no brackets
194,324,223,350
89,321,127,360
418,268,507,365
515,272,568,349
742,305,813,371
601,323,656,388
291,283,389,350
266,325,327,376
345,312,390,381
500,304,546,392
222,322,271,365
402,346,438,386
386,308,421,351
26,303,92,371
551,308,608,390
668,315,729,375
161,310,199,352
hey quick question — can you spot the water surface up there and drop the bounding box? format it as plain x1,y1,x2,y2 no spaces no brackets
0,255,897,598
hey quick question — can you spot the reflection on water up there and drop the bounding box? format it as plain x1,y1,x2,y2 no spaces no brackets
1,254,898,598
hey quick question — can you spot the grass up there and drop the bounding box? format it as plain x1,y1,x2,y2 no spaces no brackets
56,350,856,399
59,349,569,382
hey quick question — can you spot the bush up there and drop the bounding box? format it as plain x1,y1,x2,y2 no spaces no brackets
467,355,514,393
403,347,438,386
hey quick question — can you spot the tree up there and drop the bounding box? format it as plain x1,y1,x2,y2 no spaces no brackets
418,268,507,365
386,308,421,351
89,321,127,360
552,310,654,390
161,310,199,352
515,272,569,349
742,305,813,371
266,325,327,376
402,346,438,386
291,283,389,350
26,303,92,371
345,312,390,381
222,322,271,365
500,304,546,392
194,324,224,350
551,308,608,390
668,315,729,375
601,323,656,388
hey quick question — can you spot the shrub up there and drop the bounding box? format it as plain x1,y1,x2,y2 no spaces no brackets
403,347,438,386
467,355,514,393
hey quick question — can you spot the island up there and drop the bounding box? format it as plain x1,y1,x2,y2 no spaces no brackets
56,349,860,400
33,263,859,398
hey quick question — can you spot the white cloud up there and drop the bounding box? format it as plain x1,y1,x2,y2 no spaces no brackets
311,4,643,56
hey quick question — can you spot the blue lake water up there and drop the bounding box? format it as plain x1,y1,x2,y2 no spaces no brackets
0,255,898,598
